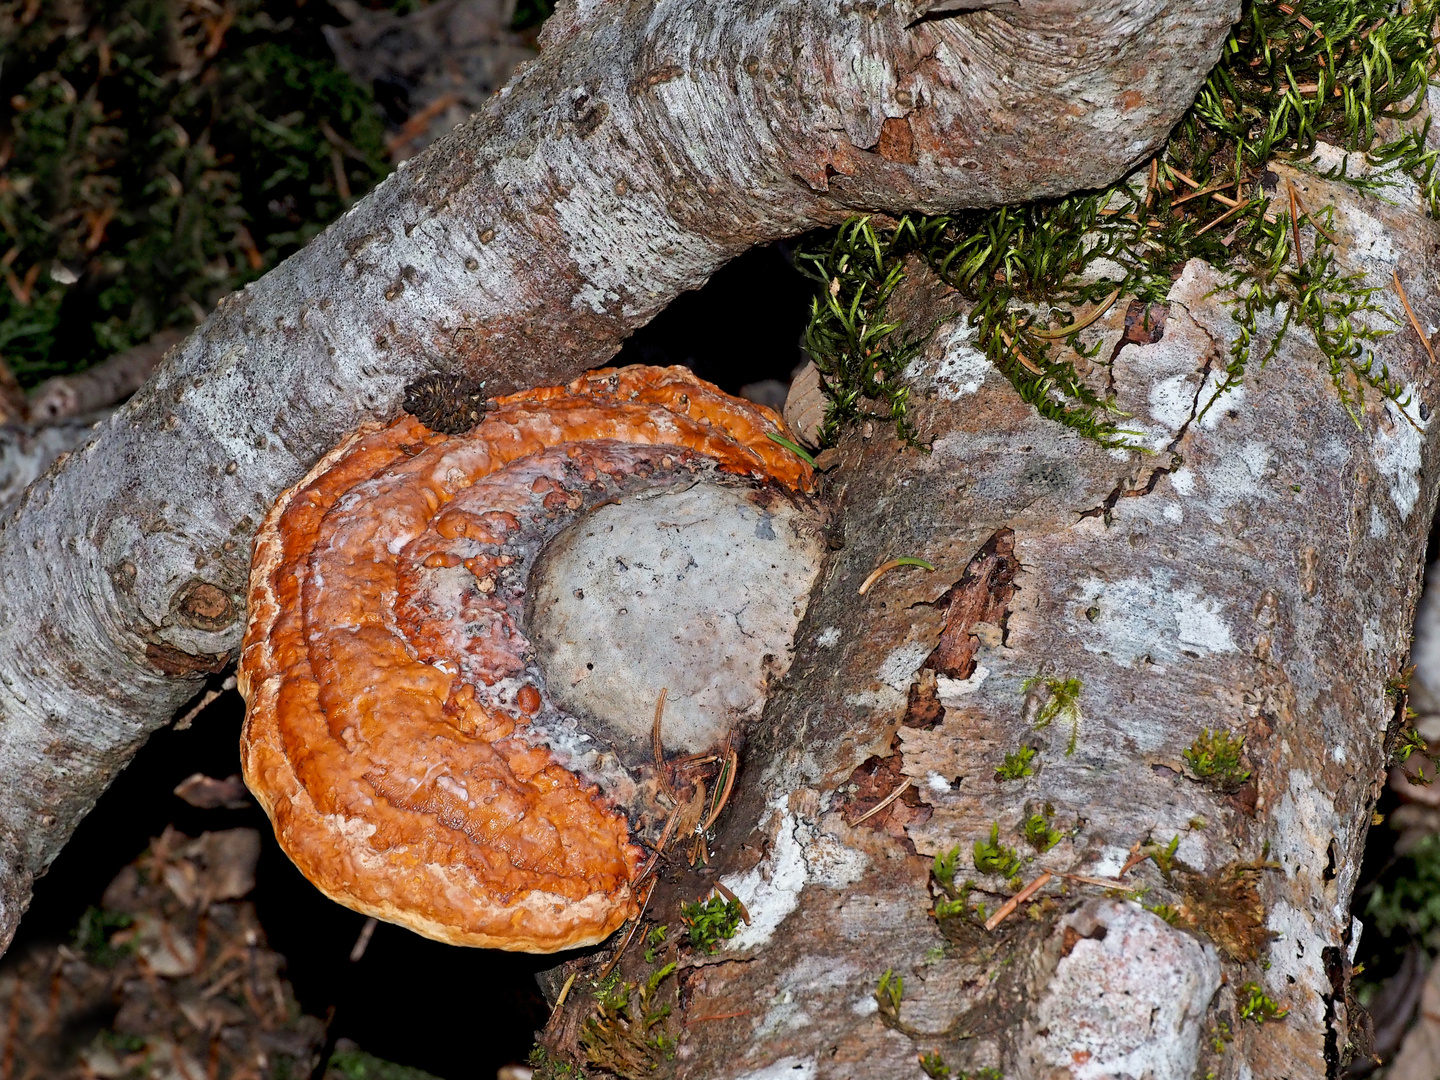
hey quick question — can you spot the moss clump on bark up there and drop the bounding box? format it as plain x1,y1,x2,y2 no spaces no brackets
1183,728,1252,792
580,962,679,1078
798,0,1438,446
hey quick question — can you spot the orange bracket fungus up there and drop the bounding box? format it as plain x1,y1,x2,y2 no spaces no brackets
237,366,824,952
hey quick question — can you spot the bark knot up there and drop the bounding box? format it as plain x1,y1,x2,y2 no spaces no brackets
172,580,237,632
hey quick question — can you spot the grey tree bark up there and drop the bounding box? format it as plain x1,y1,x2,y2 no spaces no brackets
4,0,1427,1066
535,159,1440,1077
0,0,1238,955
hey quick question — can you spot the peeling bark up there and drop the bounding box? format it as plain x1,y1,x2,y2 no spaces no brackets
543,160,1440,1076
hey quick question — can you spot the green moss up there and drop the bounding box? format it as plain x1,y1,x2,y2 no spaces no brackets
510,0,555,31
1150,834,1182,876
642,924,668,965
580,963,678,1078
796,0,1436,446
1364,832,1440,947
679,895,741,954
973,823,1023,878
929,845,990,939
71,906,133,968
1183,729,1252,792
794,216,930,445
1023,811,1062,854
875,968,905,1025
995,744,1037,781
1236,981,1289,1024
525,1047,587,1080
1209,1019,1234,1052
918,1054,1002,1080
0,0,392,386
1145,902,1182,925
1025,676,1084,755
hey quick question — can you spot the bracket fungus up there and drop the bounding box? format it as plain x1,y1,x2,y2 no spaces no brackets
238,366,825,952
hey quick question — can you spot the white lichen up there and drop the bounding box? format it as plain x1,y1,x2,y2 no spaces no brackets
721,798,868,952
1027,901,1220,1080
1074,571,1238,667
1372,384,1428,521
732,1058,817,1080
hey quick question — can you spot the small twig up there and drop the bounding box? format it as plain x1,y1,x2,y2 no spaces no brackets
1170,179,1241,207
858,556,936,596
175,675,237,731
997,323,1045,375
698,749,739,834
1117,837,1147,878
1195,199,1250,237
199,966,246,1000
348,918,377,963
318,119,369,163
710,881,751,924
1289,186,1339,245
385,93,461,156
848,778,911,827
983,871,1053,932
636,801,683,883
652,688,672,797
1146,158,1158,208
598,878,658,980
1028,287,1122,340
1288,182,1304,268
553,972,578,1010
671,753,719,769
1059,872,1130,889
1394,269,1438,366
1168,166,1202,190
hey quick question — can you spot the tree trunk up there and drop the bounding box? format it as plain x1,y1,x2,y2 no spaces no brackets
537,162,1440,1076
0,0,1237,952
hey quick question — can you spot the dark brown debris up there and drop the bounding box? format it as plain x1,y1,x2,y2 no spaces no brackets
0,826,324,1080
924,528,1017,680
173,772,252,811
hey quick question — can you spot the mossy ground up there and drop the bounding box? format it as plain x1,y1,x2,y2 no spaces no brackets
0,0,398,388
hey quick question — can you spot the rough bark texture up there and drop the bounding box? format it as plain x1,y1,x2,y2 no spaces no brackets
540,160,1440,1076
0,0,1239,950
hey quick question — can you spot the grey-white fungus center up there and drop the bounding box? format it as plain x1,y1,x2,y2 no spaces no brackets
526,481,825,761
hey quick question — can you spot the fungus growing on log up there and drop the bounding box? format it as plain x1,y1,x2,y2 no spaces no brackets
238,366,824,951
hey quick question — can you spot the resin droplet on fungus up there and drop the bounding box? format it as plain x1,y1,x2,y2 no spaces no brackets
238,366,823,952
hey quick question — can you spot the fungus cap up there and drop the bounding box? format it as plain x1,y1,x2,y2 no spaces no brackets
238,366,817,952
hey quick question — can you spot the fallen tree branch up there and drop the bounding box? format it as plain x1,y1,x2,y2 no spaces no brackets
0,0,1237,953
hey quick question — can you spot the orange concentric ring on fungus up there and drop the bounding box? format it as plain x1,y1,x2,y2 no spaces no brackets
238,366,811,951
